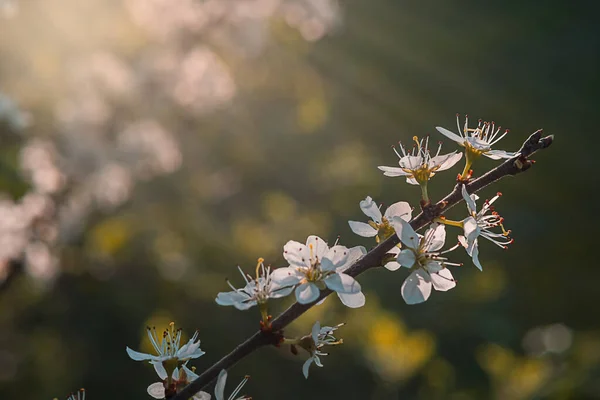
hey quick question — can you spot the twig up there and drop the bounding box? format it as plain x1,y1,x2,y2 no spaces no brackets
172,130,553,400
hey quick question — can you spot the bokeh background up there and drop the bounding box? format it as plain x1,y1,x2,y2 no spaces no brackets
1,0,599,399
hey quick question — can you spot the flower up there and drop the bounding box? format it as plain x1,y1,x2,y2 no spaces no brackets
377,136,462,185
67,389,86,400
458,185,513,270
390,218,460,304
348,196,412,243
126,322,205,381
300,321,344,379
147,365,210,400
270,236,363,307
214,369,251,400
215,258,294,310
436,115,519,178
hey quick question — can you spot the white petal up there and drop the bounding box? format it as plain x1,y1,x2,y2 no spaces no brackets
463,217,480,242
435,126,465,144
302,357,314,379
377,166,411,177
399,155,423,170
321,245,349,271
466,136,491,151
484,149,518,159
215,291,249,307
390,217,420,249
336,246,367,273
461,185,477,213
324,273,361,294
126,347,156,362
424,223,446,252
337,291,366,308
471,241,483,271
283,240,311,268
270,267,303,286
425,260,443,273
306,235,328,264
348,221,378,237
182,364,199,381
194,392,211,400
359,196,382,223
434,152,463,171
312,321,321,343
383,201,412,222
295,282,321,304
215,369,227,400
177,339,204,359
431,268,456,291
269,283,295,299
401,269,432,305
147,382,166,399
153,361,168,380
384,260,401,271
406,176,420,185
397,249,416,268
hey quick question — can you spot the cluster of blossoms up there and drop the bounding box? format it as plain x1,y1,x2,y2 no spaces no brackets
120,114,524,399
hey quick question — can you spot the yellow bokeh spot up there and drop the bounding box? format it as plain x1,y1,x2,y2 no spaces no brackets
89,217,132,256
297,95,328,133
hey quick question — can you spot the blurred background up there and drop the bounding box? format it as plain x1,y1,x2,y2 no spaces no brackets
1,0,598,399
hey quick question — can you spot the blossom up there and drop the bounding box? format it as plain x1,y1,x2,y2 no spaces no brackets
436,115,518,160
348,196,412,243
147,365,210,400
458,185,513,270
270,236,363,307
377,136,462,185
300,321,344,379
214,369,251,400
126,322,205,381
67,389,86,400
215,258,294,310
390,218,460,304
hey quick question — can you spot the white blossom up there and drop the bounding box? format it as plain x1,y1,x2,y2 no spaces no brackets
348,196,412,242
301,321,344,379
436,115,518,160
458,185,513,270
391,218,460,305
214,369,251,400
271,236,364,307
126,322,205,380
377,136,462,185
215,258,294,310
147,365,210,400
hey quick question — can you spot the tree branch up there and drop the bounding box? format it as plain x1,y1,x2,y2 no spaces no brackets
172,130,553,400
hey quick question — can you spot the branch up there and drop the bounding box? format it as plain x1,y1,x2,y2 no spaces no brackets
172,130,553,400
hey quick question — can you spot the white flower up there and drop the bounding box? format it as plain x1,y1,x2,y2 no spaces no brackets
215,258,294,310
348,196,412,242
214,369,251,400
391,218,460,305
67,389,85,400
301,321,344,379
147,365,210,400
377,136,462,186
436,115,519,160
270,236,363,307
126,322,205,380
458,185,513,270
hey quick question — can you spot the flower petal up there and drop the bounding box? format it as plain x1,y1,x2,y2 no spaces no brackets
336,246,367,273
377,166,411,177
424,223,446,252
434,152,463,171
484,149,518,160
470,240,483,271
359,196,382,223
383,201,412,222
302,357,314,379
324,273,361,294
348,221,378,237
312,321,321,343
390,217,420,249
215,369,227,400
215,291,249,307
321,245,349,271
182,364,199,381
461,185,478,213
399,155,423,170
194,392,211,400
401,269,432,305
270,267,303,286
283,240,311,268
406,176,420,185
435,126,464,144
306,235,329,264
337,291,366,308
397,249,416,268
384,260,401,271
153,361,168,380
463,217,480,242
126,347,157,362
147,382,166,399
295,282,321,304
430,268,456,291
269,283,295,299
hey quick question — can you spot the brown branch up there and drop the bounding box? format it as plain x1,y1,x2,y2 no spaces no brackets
172,130,553,400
